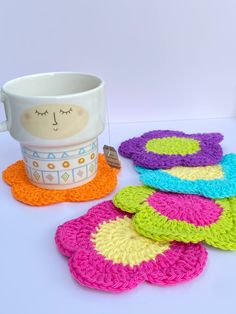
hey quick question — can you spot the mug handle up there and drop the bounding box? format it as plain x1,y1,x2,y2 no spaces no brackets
0,92,8,132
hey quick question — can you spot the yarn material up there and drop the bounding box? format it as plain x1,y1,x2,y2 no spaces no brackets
113,186,236,250
147,191,222,227
137,154,236,199
2,154,119,206
55,201,207,293
119,130,223,169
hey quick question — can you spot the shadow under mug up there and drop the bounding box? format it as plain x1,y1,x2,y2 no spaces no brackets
0,72,106,190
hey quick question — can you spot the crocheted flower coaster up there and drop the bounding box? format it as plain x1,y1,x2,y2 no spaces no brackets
2,154,119,206
113,186,236,250
119,130,223,169
55,201,207,293
136,154,236,199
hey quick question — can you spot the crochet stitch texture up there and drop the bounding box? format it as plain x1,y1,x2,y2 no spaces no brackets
2,154,119,206
113,186,236,250
55,201,207,292
136,154,236,199
119,130,223,169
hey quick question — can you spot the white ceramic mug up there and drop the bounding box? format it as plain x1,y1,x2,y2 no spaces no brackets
0,72,105,189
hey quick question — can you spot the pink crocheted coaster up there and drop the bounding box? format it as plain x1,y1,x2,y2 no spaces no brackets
55,201,207,293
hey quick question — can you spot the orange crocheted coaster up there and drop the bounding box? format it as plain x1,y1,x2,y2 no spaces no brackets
2,154,120,206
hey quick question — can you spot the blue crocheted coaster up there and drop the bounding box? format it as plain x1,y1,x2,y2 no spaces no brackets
136,154,236,199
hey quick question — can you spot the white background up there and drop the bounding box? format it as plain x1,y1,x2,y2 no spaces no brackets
1,0,236,122
0,1,236,314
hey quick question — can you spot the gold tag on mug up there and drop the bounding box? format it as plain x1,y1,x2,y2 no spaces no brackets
103,145,121,169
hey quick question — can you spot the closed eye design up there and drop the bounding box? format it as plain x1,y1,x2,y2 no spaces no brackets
35,109,48,116
60,108,73,115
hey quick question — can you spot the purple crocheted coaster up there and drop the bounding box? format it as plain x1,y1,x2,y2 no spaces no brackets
119,130,223,169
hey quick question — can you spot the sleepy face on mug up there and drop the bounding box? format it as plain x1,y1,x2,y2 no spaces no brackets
21,104,89,140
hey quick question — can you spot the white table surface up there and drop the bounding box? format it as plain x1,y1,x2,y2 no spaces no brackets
0,118,235,314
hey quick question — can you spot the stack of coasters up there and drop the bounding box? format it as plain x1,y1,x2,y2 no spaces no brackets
119,130,236,199
113,186,236,250
55,130,236,293
55,201,207,293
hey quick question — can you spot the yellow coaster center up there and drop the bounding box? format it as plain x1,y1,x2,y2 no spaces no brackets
91,216,169,267
146,137,200,155
164,164,224,180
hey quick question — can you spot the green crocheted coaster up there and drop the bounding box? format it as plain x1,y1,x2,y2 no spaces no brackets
113,186,236,250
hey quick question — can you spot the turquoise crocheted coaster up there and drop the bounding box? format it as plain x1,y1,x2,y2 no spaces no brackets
136,154,236,199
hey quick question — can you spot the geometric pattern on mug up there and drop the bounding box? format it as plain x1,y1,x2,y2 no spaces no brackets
43,172,58,184
61,172,70,183
21,139,98,174
21,138,97,160
25,160,97,186
21,138,98,186
24,150,97,174
75,167,87,181
32,170,44,184
89,162,95,174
